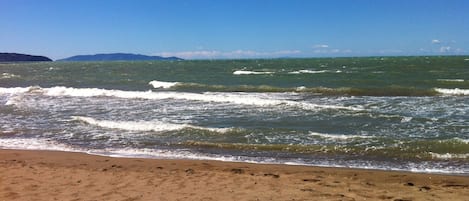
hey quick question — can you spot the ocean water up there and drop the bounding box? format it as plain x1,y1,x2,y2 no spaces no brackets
1,56,468,174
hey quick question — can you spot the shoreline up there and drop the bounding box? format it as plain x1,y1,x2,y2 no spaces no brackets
1,149,468,200
2,146,467,176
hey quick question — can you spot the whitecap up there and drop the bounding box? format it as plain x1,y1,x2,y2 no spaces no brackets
91,148,269,164
296,86,307,91
0,73,20,79
309,132,373,140
429,152,469,159
437,79,465,82
72,116,231,133
435,88,469,95
0,138,79,152
0,86,362,111
452,138,469,144
288,70,327,74
149,80,180,89
0,86,34,94
233,70,274,75
401,116,412,123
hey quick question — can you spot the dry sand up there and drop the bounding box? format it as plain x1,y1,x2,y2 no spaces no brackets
0,149,468,201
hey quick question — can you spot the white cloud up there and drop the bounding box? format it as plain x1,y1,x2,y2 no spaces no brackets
313,44,329,48
155,49,302,59
378,49,404,54
312,44,352,54
271,50,302,55
311,44,353,54
431,39,441,44
158,50,221,58
223,49,301,58
439,46,451,53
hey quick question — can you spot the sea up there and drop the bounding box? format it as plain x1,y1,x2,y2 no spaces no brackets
1,56,468,175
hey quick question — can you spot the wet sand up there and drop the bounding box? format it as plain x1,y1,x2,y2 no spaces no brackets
1,149,468,201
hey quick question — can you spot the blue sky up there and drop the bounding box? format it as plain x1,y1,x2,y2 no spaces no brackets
1,0,468,60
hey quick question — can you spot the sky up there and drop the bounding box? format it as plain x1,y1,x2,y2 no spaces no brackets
1,0,468,60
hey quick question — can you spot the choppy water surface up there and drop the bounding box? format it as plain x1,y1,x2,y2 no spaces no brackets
1,56,468,174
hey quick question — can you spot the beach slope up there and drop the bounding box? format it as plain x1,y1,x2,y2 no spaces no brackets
1,149,468,201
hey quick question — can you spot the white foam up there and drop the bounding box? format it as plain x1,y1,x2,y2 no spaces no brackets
296,86,307,91
0,137,466,175
0,73,20,79
437,79,465,82
5,95,22,106
0,86,361,111
452,138,469,144
288,70,327,74
92,148,257,162
0,138,79,152
73,116,231,133
148,80,180,89
0,138,238,162
60,148,469,174
401,116,412,123
435,88,469,95
233,70,274,75
429,152,469,159
309,132,373,140
0,86,34,94
408,166,467,174
1,87,36,106
196,92,361,111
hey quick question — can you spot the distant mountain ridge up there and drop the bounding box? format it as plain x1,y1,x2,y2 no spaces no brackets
0,53,52,62
58,53,183,61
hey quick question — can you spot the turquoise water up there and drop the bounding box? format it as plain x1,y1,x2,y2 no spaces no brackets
1,56,468,174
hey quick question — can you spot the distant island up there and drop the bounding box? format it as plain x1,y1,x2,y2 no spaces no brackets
0,53,52,62
58,53,183,61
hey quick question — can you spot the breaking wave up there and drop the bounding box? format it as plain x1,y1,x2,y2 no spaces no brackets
288,70,327,74
3,85,469,97
148,80,180,89
287,69,342,74
309,132,374,140
434,88,469,96
72,116,232,133
437,79,465,82
0,86,360,111
430,152,469,159
144,81,446,96
0,138,80,152
233,70,274,75
0,73,20,79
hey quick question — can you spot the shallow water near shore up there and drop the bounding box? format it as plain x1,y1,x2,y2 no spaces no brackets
1,56,468,174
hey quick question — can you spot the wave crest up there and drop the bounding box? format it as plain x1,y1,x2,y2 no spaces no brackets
72,116,231,133
309,132,373,140
437,79,465,82
1,86,360,111
435,88,469,95
429,152,469,159
149,80,180,89
0,73,20,79
233,70,274,75
288,70,327,74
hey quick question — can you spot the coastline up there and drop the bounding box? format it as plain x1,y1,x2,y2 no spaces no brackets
1,149,468,201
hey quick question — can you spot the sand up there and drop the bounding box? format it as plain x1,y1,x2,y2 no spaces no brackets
0,149,468,201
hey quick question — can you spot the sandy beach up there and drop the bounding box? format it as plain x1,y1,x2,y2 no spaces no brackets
0,149,467,201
